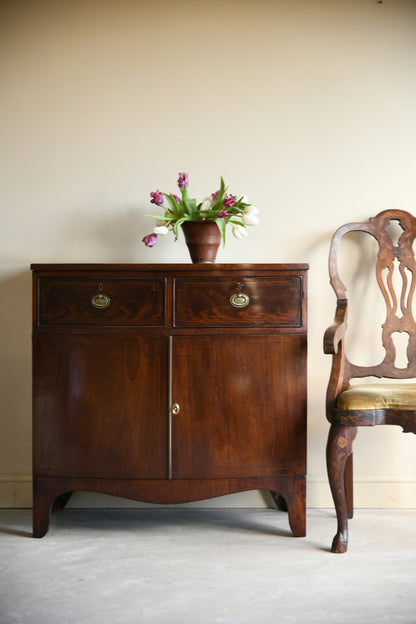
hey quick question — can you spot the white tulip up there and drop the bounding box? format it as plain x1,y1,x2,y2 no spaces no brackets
242,213,260,226
232,224,248,239
153,225,169,235
241,205,260,226
200,197,213,211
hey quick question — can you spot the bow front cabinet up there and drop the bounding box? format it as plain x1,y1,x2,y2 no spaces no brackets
32,264,308,537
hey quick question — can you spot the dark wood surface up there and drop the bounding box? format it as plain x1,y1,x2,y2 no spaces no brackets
38,277,165,327
171,334,306,479
174,277,302,327
33,334,169,477
32,263,308,538
324,210,416,553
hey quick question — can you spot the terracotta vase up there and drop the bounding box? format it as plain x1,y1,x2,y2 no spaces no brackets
181,221,221,263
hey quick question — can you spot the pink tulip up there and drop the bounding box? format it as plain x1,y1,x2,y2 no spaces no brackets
218,210,228,218
150,190,164,206
172,194,180,203
223,194,236,208
142,233,158,247
178,172,189,190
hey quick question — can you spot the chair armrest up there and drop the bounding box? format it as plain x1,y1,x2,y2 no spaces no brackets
324,300,348,354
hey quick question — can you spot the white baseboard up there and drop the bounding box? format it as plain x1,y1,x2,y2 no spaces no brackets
307,475,416,508
0,475,33,508
1,474,415,509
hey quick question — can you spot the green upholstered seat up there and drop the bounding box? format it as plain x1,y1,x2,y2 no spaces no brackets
337,383,416,410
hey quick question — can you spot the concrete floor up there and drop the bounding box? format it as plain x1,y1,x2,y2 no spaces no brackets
0,508,415,624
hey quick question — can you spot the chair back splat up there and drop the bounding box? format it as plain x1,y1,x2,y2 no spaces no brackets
329,209,416,381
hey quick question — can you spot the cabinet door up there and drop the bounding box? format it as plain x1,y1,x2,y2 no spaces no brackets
171,335,306,479
33,334,168,478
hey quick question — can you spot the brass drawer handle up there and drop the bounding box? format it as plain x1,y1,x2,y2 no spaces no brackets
91,293,111,309
230,293,250,308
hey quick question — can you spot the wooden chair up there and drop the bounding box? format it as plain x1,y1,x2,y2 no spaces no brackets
324,209,416,553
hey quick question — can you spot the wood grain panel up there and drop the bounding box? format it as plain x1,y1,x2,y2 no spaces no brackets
171,334,306,478
174,277,302,327
38,277,165,327
33,334,169,477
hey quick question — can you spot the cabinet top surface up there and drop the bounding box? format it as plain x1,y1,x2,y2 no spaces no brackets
31,263,309,272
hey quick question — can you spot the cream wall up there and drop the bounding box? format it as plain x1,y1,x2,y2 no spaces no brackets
1,0,416,509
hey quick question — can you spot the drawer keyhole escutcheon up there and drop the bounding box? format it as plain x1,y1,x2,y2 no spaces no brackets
230,292,250,308
91,293,111,309
170,403,180,415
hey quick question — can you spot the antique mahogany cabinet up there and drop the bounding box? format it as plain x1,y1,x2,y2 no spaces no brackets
31,263,308,537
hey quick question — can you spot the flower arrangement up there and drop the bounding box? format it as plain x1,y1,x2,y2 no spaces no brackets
142,172,259,248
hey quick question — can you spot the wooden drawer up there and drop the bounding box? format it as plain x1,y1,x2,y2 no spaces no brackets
37,277,165,327
173,277,303,327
